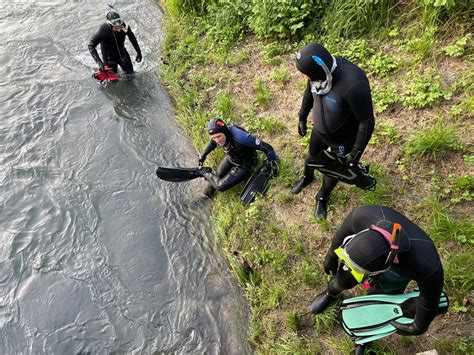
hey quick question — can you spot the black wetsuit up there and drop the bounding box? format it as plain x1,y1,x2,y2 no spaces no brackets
299,57,375,198
328,205,444,330
88,23,141,74
201,125,277,192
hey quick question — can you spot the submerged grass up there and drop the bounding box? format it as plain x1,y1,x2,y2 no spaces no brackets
159,1,472,353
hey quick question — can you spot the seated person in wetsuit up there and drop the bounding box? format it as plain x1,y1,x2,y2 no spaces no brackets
292,43,375,220
199,118,278,197
309,205,444,336
88,10,142,74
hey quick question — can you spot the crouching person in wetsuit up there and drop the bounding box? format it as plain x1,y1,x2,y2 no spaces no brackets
309,205,444,336
199,118,278,197
88,10,142,74
292,43,375,220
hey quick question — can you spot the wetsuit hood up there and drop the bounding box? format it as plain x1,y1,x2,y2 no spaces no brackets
295,43,334,81
106,11,124,27
208,118,231,138
345,229,391,272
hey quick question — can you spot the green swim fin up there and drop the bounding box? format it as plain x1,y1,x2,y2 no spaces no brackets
341,290,448,345
240,161,273,205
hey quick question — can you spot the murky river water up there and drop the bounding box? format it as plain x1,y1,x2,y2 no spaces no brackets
0,1,250,353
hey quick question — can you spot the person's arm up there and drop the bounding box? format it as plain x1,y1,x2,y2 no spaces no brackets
323,209,358,275
392,264,444,335
345,80,375,162
297,80,313,136
199,140,217,165
88,28,105,68
126,25,142,58
233,129,278,162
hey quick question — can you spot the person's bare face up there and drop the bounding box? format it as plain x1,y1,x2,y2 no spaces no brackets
211,133,226,146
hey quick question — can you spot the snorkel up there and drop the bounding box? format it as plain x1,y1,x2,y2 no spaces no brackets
310,55,337,96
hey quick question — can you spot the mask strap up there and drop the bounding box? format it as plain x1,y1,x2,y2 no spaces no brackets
370,224,401,264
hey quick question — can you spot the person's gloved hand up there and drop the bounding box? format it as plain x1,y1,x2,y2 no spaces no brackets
298,120,307,137
136,53,142,62
323,251,338,275
390,320,427,336
345,150,362,165
198,166,212,176
98,62,105,70
198,155,206,167
268,160,279,177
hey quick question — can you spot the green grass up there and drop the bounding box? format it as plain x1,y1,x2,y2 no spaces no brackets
405,119,463,159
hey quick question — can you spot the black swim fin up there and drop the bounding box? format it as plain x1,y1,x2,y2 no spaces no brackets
240,161,273,205
340,290,448,346
308,150,376,190
156,166,211,182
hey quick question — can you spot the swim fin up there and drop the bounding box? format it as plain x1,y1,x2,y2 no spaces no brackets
341,290,448,346
156,166,211,182
307,150,376,190
240,161,273,205
93,67,121,82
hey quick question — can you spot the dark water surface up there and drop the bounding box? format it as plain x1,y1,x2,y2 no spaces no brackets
0,1,250,353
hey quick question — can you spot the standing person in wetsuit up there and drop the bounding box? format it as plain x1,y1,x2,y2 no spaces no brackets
292,43,375,220
309,205,444,336
88,10,142,74
199,118,278,197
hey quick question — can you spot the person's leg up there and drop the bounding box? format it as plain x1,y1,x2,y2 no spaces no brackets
309,265,358,314
104,58,119,73
292,129,328,194
369,268,411,295
203,156,232,197
119,51,134,74
210,165,251,192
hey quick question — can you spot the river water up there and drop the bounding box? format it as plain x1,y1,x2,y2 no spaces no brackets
0,1,250,353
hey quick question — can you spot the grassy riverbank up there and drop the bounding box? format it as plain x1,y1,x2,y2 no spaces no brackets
158,0,473,353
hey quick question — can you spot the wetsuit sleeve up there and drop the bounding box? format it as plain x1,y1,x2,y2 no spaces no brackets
200,140,217,161
329,209,357,253
232,128,278,161
345,80,375,157
88,28,104,66
414,260,444,330
126,26,141,55
298,80,313,122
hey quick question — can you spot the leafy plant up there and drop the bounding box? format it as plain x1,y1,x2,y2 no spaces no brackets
248,0,323,39
442,34,472,57
372,83,400,112
366,51,399,77
402,72,450,109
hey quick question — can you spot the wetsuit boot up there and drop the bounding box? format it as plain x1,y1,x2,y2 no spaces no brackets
314,197,328,220
314,175,338,220
291,175,314,194
308,277,341,314
203,184,216,198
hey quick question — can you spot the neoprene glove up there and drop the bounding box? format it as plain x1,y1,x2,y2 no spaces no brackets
323,251,338,275
136,53,142,62
198,155,206,167
98,61,105,70
267,160,279,177
298,120,307,137
390,320,427,336
345,150,362,165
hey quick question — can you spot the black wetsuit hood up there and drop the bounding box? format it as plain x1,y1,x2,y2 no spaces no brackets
295,43,334,81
